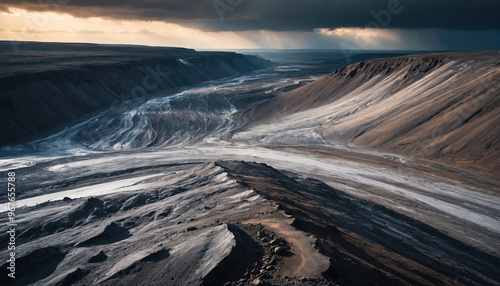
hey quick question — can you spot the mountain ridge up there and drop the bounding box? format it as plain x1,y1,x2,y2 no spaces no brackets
246,51,500,178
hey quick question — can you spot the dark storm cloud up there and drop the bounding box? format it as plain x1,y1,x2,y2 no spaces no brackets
2,0,500,31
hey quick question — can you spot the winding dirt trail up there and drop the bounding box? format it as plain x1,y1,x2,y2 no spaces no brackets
244,214,330,277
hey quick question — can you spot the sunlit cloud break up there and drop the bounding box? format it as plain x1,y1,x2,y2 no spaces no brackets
0,2,499,50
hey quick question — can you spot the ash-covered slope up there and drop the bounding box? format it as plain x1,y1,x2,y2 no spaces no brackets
0,41,273,145
3,160,498,286
245,51,500,176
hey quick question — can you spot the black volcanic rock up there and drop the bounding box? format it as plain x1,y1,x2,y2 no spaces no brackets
55,268,90,286
0,246,67,286
88,251,108,263
75,222,131,247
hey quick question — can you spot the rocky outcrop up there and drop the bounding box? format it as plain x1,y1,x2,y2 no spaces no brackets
0,41,273,145
4,160,497,285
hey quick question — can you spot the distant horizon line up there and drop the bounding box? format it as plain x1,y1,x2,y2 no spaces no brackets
1,39,498,54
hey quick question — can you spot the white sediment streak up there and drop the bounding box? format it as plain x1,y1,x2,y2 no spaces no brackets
0,173,164,212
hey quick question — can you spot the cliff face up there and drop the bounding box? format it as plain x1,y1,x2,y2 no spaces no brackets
248,51,500,176
0,42,273,145
252,54,454,120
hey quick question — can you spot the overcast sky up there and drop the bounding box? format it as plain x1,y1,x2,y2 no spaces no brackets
1,0,499,50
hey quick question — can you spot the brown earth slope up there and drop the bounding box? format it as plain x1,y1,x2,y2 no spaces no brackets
249,51,500,178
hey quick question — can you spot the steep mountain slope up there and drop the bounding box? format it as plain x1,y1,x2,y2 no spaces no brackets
0,41,273,145
245,51,500,177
